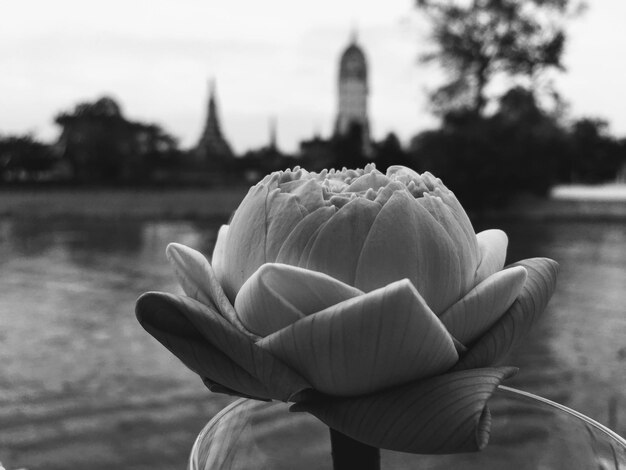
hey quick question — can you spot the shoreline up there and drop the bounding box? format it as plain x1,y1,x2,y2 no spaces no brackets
0,187,625,221
0,187,249,221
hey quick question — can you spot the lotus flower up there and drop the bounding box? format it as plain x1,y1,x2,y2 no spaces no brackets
136,164,558,454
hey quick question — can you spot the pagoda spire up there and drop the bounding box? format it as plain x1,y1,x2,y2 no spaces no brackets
195,77,234,161
205,78,221,138
350,22,358,44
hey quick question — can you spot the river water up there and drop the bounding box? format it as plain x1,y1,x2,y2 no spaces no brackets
0,217,624,469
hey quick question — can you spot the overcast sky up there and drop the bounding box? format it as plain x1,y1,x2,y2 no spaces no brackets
1,0,626,153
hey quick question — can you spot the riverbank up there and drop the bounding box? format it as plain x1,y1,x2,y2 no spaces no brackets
0,185,625,220
482,195,626,221
496,184,626,221
0,187,249,220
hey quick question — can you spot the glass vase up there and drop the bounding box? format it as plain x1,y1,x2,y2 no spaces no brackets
189,386,626,470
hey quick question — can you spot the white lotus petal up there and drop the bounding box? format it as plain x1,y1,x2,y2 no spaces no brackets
136,293,271,400
221,185,307,300
306,197,381,286
211,224,229,287
275,207,336,267
293,367,517,454
235,263,363,336
440,266,528,345
296,220,330,268
166,242,251,335
355,190,462,314
373,181,405,205
434,188,480,271
258,279,458,396
455,258,559,371
279,178,326,213
386,165,422,183
418,193,476,294
346,171,390,192
136,292,312,401
474,229,508,285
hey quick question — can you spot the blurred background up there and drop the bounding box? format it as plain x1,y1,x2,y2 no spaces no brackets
0,0,625,468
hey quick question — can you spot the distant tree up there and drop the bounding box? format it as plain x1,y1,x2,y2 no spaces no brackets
55,96,180,183
410,86,568,211
373,132,410,171
416,0,583,116
0,134,61,182
410,114,503,210
491,87,567,193
617,139,626,183
565,118,624,183
239,143,297,183
331,122,369,169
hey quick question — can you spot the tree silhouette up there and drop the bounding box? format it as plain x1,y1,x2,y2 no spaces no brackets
565,119,624,183
55,96,179,183
374,132,410,171
416,0,583,116
0,134,59,182
410,87,570,211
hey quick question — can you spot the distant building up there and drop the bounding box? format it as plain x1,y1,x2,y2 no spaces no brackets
301,31,372,163
334,31,371,154
195,79,234,162
299,131,336,171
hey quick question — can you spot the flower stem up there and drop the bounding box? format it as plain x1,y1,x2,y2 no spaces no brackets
329,428,380,470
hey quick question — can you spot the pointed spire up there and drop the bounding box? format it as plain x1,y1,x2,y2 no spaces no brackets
208,78,217,118
209,77,216,97
350,23,358,44
196,76,234,160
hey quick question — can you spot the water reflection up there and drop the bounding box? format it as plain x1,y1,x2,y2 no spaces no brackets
491,219,626,433
2,217,226,258
0,217,624,469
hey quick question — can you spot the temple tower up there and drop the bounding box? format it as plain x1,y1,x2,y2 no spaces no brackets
334,31,370,152
195,79,234,161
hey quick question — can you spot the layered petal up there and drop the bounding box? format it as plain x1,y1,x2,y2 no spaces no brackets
211,224,229,286
292,367,518,454
234,263,364,337
474,229,508,285
417,192,478,294
439,266,528,345
257,279,458,396
275,206,336,267
454,258,559,370
346,170,390,192
136,292,312,401
386,165,420,181
135,293,272,399
306,197,381,286
430,186,479,273
279,178,326,213
219,184,307,301
355,190,462,313
166,242,250,335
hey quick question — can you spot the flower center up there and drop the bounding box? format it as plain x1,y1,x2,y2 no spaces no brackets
267,163,448,209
